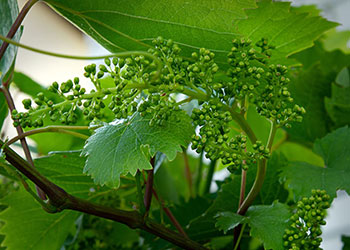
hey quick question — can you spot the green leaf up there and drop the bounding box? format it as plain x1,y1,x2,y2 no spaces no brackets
287,64,332,146
0,0,21,82
34,151,98,198
292,41,350,75
0,94,8,131
291,5,321,17
276,142,324,167
342,235,350,250
324,67,350,128
44,0,256,68
322,29,350,53
0,188,78,250
82,112,193,188
0,152,99,250
160,152,208,200
246,202,290,250
335,67,350,88
325,81,350,128
156,196,210,233
233,0,337,65
188,176,242,240
189,152,288,240
282,126,350,201
215,212,247,234
154,163,180,204
287,42,350,145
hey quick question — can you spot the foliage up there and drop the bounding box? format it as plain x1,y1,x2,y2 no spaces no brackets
0,1,349,250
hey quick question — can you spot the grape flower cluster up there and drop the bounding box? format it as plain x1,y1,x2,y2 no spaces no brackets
11,36,305,171
283,189,331,250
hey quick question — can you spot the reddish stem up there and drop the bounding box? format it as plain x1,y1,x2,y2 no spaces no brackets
152,189,189,239
182,148,193,197
1,85,46,199
0,0,38,61
239,170,247,207
144,157,155,214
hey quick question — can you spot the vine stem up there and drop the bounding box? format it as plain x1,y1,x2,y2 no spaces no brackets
228,110,257,143
152,188,189,239
144,157,155,215
237,121,277,215
233,224,246,250
195,151,204,196
0,140,206,249
0,0,46,199
0,35,162,77
141,171,189,239
203,159,216,194
0,85,46,199
0,0,39,60
135,171,146,215
239,170,247,207
182,147,194,197
5,125,90,146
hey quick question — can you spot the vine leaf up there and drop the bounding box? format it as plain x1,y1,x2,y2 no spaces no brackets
44,0,334,67
214,202,290,249
214,212,247,234
188,152,288,240
81,112,193,188
325,67,350,127
342,235,350,250
0,0,22,83
44,0,256,67
234,0,338,65
0,152,100,250
0,189,78,250
281,126,350,201
0,95,8,131
246,202,290,250
287,42,350,145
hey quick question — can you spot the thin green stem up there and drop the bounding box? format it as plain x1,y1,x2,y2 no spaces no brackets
195,151,204,196
228,109,257,143
237,122,277,215
239,170,247,207
203,160,216,194
233,224,246,250
271,129,287,152
176,97,192,106
135,171,146,216
6,125,90,146
0,35,158,61
0,35,162,78
182,148,194,197
0,0,39,61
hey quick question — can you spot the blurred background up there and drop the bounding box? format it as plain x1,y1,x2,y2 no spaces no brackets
4,0,350,249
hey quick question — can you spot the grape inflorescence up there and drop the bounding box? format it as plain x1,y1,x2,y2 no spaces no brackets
283,190,330,250
12,36,304,171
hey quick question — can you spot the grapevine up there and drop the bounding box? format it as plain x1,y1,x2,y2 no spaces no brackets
1,1,346,249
